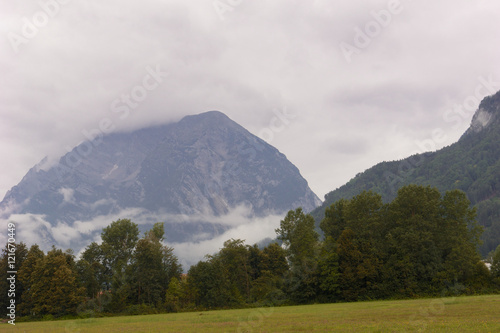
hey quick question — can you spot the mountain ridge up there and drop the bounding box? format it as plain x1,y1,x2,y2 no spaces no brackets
311,90,500,256
1,111,321,250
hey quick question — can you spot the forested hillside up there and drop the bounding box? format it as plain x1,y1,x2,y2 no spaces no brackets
312,91,500,257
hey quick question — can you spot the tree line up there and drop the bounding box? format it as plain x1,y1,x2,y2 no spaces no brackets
0,219,182,319
2,185,500,320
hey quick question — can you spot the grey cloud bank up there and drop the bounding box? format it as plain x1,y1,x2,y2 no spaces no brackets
1,1,499,246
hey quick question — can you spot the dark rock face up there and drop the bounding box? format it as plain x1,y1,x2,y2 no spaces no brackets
1,111,321,245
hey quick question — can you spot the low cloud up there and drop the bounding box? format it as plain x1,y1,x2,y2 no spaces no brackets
167,213,283,269
0,213,54,250
58,187,75,204
0,205,284,269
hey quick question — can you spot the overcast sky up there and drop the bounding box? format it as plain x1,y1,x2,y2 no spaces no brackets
1,0,500,203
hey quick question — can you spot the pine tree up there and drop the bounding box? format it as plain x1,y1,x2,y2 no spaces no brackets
17,244,44,316
29,247,85,317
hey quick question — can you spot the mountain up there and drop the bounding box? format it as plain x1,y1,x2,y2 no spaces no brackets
311,90,500,257
1,111,321,250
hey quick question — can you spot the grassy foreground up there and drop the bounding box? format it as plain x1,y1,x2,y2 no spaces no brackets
2,294,500,332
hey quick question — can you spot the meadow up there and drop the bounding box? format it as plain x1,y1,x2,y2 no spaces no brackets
2,294,499,332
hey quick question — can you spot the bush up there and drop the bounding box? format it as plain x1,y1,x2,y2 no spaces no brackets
124,304,158,316
77,309,96,319
41,314,55,321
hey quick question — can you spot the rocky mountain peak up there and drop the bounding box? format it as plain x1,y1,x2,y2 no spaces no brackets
463,90,500,137
1,111,321,250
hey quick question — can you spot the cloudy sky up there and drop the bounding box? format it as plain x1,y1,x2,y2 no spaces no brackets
1,0,500,200
1,1,500,262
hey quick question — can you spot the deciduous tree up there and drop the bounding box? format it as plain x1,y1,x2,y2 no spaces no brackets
29,247,85,316
17,244,44,316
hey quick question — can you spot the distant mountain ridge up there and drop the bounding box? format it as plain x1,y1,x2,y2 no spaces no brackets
311,90,500,256
1,111,321,248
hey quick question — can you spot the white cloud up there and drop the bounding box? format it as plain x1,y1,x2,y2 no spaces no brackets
167,213,283,269
0,205,285,270
52,221,81,248
58,187,75,203
0,214,54,251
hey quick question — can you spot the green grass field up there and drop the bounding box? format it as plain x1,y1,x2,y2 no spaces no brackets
2,294,500,332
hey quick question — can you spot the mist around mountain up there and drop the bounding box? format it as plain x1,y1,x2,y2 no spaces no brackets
0,111,320,265
312,90,500,257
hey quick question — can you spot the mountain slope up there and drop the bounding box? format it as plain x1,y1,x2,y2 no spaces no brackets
311,91,500,256
1,111,321,249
